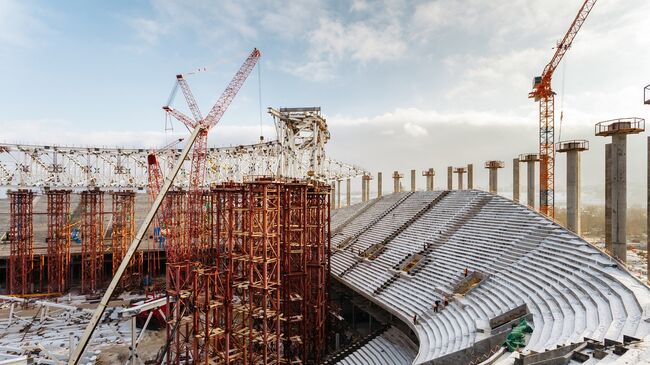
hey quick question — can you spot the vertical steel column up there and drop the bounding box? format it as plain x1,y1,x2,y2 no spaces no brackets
46,189,71,294
8,190,34,295
81,189,104,294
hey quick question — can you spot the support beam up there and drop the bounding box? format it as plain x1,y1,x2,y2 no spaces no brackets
447,166,453,190
606,144,612,254
484,161,504,194
467,164,474,189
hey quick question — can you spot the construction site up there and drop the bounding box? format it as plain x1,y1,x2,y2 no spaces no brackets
1,0,650,364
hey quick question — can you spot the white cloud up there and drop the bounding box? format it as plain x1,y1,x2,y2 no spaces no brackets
403,122,428,137
127,17,168,47
0,0,49,51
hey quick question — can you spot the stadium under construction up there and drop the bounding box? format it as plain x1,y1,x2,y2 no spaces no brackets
3,1,650,364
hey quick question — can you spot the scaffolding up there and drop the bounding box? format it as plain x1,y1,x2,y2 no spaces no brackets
305,182,330,363
111,191,139,288
81,189,105,294
8,190,34,296
282,182,307,364
46,189,71,294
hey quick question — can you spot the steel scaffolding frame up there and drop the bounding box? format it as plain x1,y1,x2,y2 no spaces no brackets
8,189,34,296
281,182,307,364
80,189,105,294
305,182,330,363
166,260,193,365
111,191,139,288
46,189,71,294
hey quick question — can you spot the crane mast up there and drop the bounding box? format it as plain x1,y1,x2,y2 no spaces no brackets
529,0,597,218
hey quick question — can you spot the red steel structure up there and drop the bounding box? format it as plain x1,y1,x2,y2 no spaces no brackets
111,191,139,287
46,189,71,294
305,182,330,362
8,189,34,296
282,182,308,364
81,189,105,294
529,0,597,218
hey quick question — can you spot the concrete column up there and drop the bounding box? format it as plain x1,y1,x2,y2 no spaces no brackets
411,169,416,192
361,177,367,203
392,171,402,193
513,158,520,203
527,161,535,208
467,164,474,189
488,169,497,193
647,137,649,282
331,182,336,208
377,172,383,198
557,140,589,235
423,168,435,191
346,178,351,207
605,144,612,253
454,168,466,190
337,180,342,209
566,150,581,234
612,134,627,262
447,166,453,190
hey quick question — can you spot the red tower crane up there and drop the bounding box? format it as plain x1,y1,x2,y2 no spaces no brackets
163,48,261,259
529,0,597,218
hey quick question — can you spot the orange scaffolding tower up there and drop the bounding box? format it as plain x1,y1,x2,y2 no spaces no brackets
111,191,139,288
8,189,34,296
81,189,105,294
46,189,71,294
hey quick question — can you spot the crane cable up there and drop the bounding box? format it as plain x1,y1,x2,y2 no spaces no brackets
258,59,264,142
558,57,567,142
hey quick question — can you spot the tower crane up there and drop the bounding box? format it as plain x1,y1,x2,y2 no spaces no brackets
529,0,597,218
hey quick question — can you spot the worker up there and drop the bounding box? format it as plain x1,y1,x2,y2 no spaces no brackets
413,314,418,325
143,273,153,292
464,268,469,277
432,302,438,313
435,300,441,312
443,296,449,307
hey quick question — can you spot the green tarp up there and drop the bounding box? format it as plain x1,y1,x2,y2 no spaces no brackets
504,319,533,352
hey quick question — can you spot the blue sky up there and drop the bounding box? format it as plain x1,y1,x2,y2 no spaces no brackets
1,0,650,204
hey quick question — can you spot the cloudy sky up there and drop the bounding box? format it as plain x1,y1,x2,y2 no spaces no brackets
1,0,649,205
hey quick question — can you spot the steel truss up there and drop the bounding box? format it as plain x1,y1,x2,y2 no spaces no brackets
45,189,71,294
8,190,34,295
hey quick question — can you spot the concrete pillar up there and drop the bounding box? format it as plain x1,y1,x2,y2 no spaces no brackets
513,158,520,203
337,180,342,209
377,172,383,198
519,154,539,209
467,164,474,189
361,177,367,203
596,117,645,263
557,140,589,235
611,134,627,262
410,169,416,192
566,150,581,233
647,137,649,282
331,182,336,208
527,161,535,208
485,161,504,194
453,167,466,190
422,168,435,191
346,178,351,207
392,171,402,193
605,144,612,253
447,166,453,190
